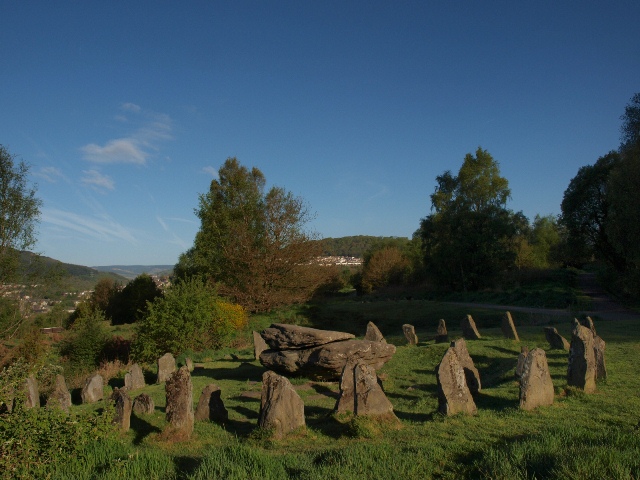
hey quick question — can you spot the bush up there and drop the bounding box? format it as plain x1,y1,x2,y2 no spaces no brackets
59,305,109,372
131,278,243,362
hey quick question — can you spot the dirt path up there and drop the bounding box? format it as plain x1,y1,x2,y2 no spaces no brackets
443,273,640,321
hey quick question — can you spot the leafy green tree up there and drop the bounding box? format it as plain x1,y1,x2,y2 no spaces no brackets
107,273,161,325
620,92,640,153
60,304,109,371
560,151,623,269
131,278,239,362
176,157,323,312
0,145,42,283
418,148,525,290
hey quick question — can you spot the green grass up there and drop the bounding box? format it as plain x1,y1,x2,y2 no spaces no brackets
4,299,640,479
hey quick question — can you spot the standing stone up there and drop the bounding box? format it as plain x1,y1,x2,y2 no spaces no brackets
258,370,305,439
435,319,449,343
124,363,146,391
165,366,194,439
185,358,194,372
132,393,155,415
519,348,554,410
460,315,481,340
567,324,596,393
194,384,228,423
46,374,71,412
253,331,269,360
436,347,477,416
335,359,358,414
593,335,607,381
544,327,570,350
24,376,39,409
501,311,520,341
111,388,132,431
81,373,104,404
450,338,481,394
364,321,387,343
402,324,418,345
157,353,176,383
581,316,597,336
515,346,529,379
353,363,396,418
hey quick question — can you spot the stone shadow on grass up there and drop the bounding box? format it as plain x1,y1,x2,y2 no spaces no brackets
473,390,518,411
394,409,435,423
130,413,162,445
230,404,259,420
191,362,265,382
173,456,202,478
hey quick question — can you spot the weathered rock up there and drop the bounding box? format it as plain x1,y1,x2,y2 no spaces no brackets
124,363,146,391
259,339,396,380
364,321,387,343
111,388,132,431
335,359,358,414
567,324,596,393
402,324,418,345
593,335,607,381
461,315,481,340
519,348,554,410
353,363,395,417
436,347,477,416
544,327,570,350
253,331,269,360
24,376,39,409
46,374,71,412
81,373,104,404
132,393,155,415
515,346,529,379
194,384,228,423
185,357,194,372
501,311,520,341
165,366,194,438
157,353,176,383
258,371,305,438
450,338,481,394
261,323,355,350
435,319,448,343
581,316,597,336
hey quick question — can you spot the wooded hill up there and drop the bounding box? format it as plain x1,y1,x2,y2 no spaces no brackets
319,236,410,258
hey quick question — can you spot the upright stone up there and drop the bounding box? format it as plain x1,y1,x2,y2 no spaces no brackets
501,311,520,341
258,370,305,439
519,348,554,410
450,338,481,394
194,384,228,423
402,324,418,345
544,327,570,350
111,388,132,431
593,335,607,381
353,363,396,418
461,315,481,340
165,366,194,439
335,359,358,414
124,363,146,391
515,346,529,379
435,319,449,343
436,347,477,416
581,316,597,336
253,331,269,360
132,393,155,415
81,373,104,404
22,376,39,409
567,324,596,393
157,353,176,383
185,357,194,372
364,321,387,343
46,374,71,412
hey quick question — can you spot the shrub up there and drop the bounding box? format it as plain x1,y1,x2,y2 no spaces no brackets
131,278,242,362
59,306,109,372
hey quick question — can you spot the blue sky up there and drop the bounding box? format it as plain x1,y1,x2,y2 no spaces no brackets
1,2,638,267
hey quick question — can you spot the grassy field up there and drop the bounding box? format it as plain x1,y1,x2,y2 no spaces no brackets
6,298,640,479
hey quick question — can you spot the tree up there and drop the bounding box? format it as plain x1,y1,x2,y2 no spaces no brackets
418,148,524,290
176,157,323,312
107,273,162,325
620,92,640,153
0,145,42,283
560,151,623,269
360,246,410,294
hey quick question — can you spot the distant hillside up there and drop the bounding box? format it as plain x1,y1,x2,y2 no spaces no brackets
92,265,174,280
320,236,410,258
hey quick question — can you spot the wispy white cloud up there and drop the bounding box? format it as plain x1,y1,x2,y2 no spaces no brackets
365,181,389,202
202,166,218,177
156,215,190,249
34,166,66,183
80,106,172,165
81,169,115,191
42,208,137,244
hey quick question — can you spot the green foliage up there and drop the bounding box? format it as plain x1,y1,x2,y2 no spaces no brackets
176,157,323,312
131,278,239,362
60,305,109,371
108,273,162,325
0,145,42,283
320,235,408,257
359,246,410,294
